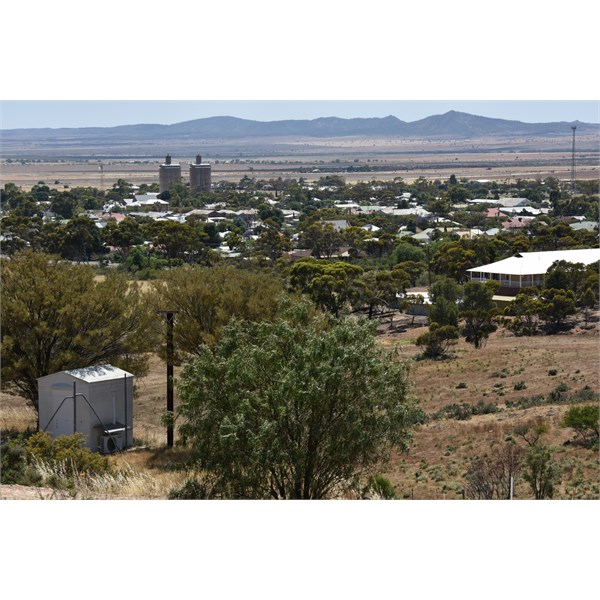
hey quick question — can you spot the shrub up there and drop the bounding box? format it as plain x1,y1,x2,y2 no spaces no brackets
416,323,459,360
24,432,112,479
548,369,558,376
0,436,43,486
431,400,498,421
456,382,467,389
523,444,560,499
514,381,527,391
364,475,397,499
168,478,214,500
547,383,569,404
572,387,599,403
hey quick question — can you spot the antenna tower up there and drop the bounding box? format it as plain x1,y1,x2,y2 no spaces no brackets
571,126,576,194
99,162,104,192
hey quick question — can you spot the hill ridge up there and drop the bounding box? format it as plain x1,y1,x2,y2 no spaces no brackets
2,111,598,142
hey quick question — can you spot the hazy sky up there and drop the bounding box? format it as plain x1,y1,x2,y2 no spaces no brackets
1,100,598,130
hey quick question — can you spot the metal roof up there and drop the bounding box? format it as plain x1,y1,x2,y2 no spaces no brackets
467,248,600,276
64,365,133,383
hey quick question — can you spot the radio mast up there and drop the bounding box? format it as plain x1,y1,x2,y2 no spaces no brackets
571,126,576,194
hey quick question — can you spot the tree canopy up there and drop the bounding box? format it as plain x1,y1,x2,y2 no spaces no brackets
175,300,424,499
0,251,156,411
459,281,498,348
152,264,284,355
289,258,364,317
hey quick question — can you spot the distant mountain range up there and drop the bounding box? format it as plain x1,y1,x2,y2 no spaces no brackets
2,111,598,143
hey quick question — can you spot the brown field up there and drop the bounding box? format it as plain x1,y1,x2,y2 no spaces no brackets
2,310,598,500
2,133,598,190
377,317,600,499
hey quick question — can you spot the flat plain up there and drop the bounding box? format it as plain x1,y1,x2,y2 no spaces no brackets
2,133,599,190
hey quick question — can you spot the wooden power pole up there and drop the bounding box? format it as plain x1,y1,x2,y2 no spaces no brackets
158,309,177,447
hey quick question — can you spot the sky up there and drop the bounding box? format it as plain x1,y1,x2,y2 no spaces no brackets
2,2,598,132
1,100,599,130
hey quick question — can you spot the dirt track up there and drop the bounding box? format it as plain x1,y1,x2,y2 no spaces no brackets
0,484,67,500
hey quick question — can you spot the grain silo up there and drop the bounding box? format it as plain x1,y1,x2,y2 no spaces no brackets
159,154,182,193
189,154,212,193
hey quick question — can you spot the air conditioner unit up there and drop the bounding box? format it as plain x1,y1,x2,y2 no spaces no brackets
100,431,124,454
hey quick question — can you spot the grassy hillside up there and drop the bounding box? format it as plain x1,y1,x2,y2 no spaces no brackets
2,313,598,500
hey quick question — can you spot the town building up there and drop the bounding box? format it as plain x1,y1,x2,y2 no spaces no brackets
467,248,600,290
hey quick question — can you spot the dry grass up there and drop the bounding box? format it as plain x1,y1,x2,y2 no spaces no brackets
381,404,599,500
374,315,600,499
0,392,37,435
0,454,187,500
388,321,600,414
2,315,598,499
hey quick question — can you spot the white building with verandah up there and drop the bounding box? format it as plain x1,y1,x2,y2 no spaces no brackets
467,248,600,290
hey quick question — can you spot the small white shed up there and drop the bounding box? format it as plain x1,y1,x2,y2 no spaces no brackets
38,365,134,454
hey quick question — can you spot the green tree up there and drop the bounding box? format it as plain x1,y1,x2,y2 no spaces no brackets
538,288,577,333
544,260,587,297
152,265,284,354
175,300,424,499
300,222,344,258
459,281,498,348
561,405,599,447
416,323,460,359
513,418,550,447
357,269,409,319
431,243,478,282
50,191,78,219
0,251,156,412
341,225,368,253
105,178,134,202
1,182,27,209
253,222,292,261
102,217,144,256
446,184,470,203
290,260,364,317
390,237,426,261
503,288,542,336
148,221,204,262
0,213,44,254
13,196,44,218
579,287,597,328
523,444,560,499
61,216,105,261
393,261,426,286
429,276,462,328
257,203,284,226
30,183,51,202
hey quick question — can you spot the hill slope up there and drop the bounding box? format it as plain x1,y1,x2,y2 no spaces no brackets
2,111,597,143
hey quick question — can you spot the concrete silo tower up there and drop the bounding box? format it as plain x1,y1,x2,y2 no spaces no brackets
159,154,182,193
189,154,212,193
